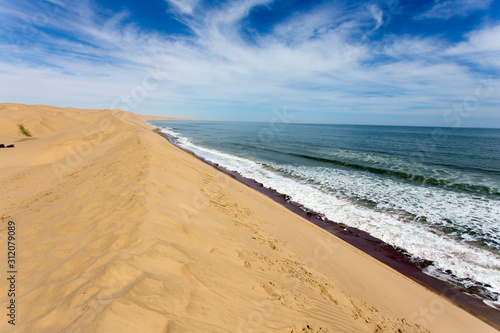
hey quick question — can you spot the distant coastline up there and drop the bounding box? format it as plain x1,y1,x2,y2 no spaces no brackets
135,114,192,121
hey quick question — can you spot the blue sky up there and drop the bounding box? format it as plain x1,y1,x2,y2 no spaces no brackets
1,0,499,127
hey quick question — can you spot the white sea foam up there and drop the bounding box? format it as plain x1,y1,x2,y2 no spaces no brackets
160,126,500,303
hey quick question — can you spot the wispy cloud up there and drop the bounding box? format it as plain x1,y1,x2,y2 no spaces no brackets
369,4,384,31
414,0,493,20
446,24,500,70
166,0,201,15
448,24,500,53
0,0,499,126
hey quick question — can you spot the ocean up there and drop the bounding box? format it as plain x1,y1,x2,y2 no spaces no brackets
150,120,500,308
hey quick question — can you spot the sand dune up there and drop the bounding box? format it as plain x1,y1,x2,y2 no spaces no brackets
0,104,497,332
0,104,104,142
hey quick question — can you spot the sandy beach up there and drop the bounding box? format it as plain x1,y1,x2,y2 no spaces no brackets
0,103,498,332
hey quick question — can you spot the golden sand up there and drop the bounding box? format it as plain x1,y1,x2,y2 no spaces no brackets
0,103,497,332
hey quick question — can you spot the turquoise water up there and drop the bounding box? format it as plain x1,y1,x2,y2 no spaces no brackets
152,121,500,305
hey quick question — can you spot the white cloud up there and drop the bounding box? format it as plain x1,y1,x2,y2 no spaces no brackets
376,36,447,63
369,4,384,31
449,24,500,53
166,0,201,15
415,0,492,20
445,25,500,70
272,5,342,43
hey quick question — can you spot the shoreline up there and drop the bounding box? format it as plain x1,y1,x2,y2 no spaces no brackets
155,127,500,330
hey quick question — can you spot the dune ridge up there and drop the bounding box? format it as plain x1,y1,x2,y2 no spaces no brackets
0,103,497,332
